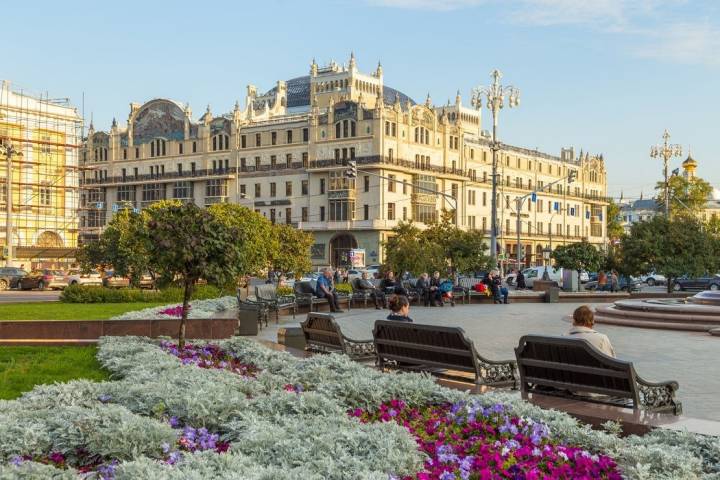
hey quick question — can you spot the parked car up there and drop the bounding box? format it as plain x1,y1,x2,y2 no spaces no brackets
103,271,130,288
65,270,103,287
672,274,720,292
579,271,590,283
346,269,365,282
19,269,68,290
584,275,641,292
522,266,564,288
0,267,27,290
640,272,667,286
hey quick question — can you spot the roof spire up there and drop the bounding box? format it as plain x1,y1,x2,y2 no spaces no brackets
376,60,383,77
349,51,356,70
425,92,432,106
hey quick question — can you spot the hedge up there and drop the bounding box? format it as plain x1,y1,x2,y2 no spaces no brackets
60,284,230,304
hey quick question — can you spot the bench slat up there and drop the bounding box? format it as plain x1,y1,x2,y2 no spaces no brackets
378,353,476,373
523,376,634,398
519,358,630,379
374,338,474,358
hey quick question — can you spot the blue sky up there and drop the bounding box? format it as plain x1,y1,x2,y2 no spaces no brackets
3,0,718,198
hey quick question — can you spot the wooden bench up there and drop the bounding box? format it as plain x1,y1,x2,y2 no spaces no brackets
514,335,682,415
255,284,297,323
294,281,351,312
373,320,517,387
301,312,375,360
458,277,490,301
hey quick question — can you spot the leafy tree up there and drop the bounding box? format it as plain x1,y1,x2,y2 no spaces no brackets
655,175,712,218
605,199,624,241
208,203,274,276
384,221,436,276
269,224,313,275
77,208,150,286
145,203,245,347
551,241,604,291
620,215,720,293
424,212,490,277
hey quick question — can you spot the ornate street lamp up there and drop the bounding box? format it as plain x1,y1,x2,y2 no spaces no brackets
542,246,552,281
650,130,682,217
472,70,520,269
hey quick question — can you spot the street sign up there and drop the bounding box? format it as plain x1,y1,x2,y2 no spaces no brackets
531,192,536,202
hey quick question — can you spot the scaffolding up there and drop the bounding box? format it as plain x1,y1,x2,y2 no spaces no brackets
0,80,84,269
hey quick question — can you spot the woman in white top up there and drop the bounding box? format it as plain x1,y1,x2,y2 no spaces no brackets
565,305,616,357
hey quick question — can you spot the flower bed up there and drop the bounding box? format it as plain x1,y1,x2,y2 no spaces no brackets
0,336,718,479
109,295,237,320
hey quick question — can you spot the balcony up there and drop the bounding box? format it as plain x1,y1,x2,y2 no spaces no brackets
204,196,228,206
327,189,356,200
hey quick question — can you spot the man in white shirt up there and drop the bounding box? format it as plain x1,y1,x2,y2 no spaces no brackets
565,305,616,357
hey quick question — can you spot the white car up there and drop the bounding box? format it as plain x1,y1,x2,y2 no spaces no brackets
640,273,667,286
364,265,381,278
65,270,103,287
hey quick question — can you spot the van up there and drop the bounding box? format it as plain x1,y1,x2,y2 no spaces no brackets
522,266,563,288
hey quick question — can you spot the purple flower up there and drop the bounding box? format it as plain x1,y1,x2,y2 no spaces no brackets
97,393,112,403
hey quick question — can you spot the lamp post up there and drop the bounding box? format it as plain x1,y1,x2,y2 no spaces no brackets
650,130,682,218
1,140,23,267
472,70,520,269
542,246,551,280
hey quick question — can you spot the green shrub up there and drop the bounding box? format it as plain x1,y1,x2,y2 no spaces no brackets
60,284,229,304
334,283,352,294
276,286,294,297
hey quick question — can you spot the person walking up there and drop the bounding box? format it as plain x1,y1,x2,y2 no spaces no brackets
598,271,608,292
316,269,343,313
565,305,615,357
357,271,386,309
386,295,413,322
610,270,619,293
516,269,526,290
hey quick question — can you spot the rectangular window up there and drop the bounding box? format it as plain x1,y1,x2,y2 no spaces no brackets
240,184,246,196
364,204,369,220
482,191,487,206
302,128,309,142
241,135,246,148
270,182,276,197
320,178,325,194
270,155,276,168
142,183,165,205
320,206,325,221
178,143,183,155
285,181,292,196
387,203,395,220
329,199,355,221
270,208,276,224
254,183,261,197
301,180,308,195
205,179,227,200
388,148,393,161
240,158,246,171
591,223,602,237
402,180,407,195
388,175,396,192
364,176,370,192
286,130,293,144
133,167,139,177
135,147,140,158
121,168,127,180
254,157,261,169
117,185,136,203
286,208,292,224
482,217,487,231
173,181,193,200
192,142,197,153
255,133,261,147
301,207,308,222
302,152,308,167
39,187,52,206
385,121,390,135
402,206,407,220
190,162,196,173
392,123,396,137
123,148,127,160
286,153,292,167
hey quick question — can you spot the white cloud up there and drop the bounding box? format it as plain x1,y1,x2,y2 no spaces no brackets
632,20,720,67
366,0,485,10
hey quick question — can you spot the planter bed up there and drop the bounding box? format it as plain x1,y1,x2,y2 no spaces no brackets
0,336,718,479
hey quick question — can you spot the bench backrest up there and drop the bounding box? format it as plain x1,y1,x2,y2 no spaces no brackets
515,335,639,404
373,320,480,375
351,278,364,292
458,277,479,289
294,281,316,296
301,312,344,351
255,284,277,301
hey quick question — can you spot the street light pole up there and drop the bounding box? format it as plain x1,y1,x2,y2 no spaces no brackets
650,130,682,218
1,140,22,267
472,70,520,269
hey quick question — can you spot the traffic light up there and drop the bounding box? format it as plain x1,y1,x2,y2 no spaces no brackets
568,170,577,183
345,160,357,178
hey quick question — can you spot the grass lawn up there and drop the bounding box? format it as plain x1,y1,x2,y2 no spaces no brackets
0,302,167,321
0,346,110,400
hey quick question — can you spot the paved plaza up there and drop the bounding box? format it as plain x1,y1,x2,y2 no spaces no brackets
257,302,720,421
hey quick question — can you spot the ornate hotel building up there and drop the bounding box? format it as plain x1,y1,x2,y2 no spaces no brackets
81,55,609,268
1,80,82,268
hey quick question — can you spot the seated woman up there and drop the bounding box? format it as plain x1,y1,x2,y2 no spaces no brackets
565,305,615,357
386,295,412,322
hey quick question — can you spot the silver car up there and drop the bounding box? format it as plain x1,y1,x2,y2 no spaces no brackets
65,270,103,287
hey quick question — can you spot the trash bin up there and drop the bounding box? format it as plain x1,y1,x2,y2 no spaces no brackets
278,327,306,351
545,287,560,303
236,302,262,336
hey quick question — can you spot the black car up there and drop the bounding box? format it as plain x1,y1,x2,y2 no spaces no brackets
0,267,28,290
584,275,640,292
672,274,720,292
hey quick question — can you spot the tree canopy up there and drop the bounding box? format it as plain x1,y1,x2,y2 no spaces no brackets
655,175,713,218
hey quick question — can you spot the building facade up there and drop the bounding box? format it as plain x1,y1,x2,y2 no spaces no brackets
81,56,609,269
1,80,82,268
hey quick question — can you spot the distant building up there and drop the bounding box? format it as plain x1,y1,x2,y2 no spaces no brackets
81,55,609,268
0,80,82,268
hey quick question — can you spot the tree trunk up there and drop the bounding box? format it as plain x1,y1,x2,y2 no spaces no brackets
666,276,674,295
178,280,194,348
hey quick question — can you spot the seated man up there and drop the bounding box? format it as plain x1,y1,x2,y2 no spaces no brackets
380,271,407,296
315,269,343,313
356,271,386,309
429,271,444,307
564,305,615,357
415,272,431,306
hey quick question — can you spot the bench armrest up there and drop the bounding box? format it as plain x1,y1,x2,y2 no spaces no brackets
342,335,376,357
636,376,682,415
476,356,518,387
277,295,296,303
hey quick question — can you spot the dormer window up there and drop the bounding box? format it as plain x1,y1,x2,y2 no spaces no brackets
212,134,229,152
150,139,166,157
335,120,356,139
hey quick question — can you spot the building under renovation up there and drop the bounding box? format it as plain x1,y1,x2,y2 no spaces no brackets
0,80,83,269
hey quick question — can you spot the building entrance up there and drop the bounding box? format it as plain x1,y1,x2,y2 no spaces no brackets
329,233,358,268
